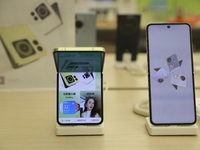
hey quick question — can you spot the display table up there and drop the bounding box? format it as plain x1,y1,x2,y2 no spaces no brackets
0,89,199,150
104,52,200,89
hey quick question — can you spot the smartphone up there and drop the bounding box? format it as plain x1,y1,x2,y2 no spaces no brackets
116,14,141,61
75,12,96,47
146,23,196,125
53,47,105,125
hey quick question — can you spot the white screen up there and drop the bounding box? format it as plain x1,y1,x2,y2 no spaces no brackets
147,24,196,125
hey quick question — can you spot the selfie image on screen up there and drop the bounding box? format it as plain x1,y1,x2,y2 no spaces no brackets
80,91,102,119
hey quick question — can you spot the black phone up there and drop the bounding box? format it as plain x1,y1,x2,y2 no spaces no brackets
116,14,141,61
53,47,105,125
146,23,196,125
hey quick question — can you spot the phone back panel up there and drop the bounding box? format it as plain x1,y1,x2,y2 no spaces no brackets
75,13,96,47
116,14,141,61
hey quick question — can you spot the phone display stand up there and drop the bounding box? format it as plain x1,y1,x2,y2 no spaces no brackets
115,53,146,75
127,61,146,75
115,61,146,75
56,123,104,136
145,117,198,136
56,83,108,136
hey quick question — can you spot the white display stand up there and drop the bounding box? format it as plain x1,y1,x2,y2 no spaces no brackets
55,80,108,136
145,117,198,136
115,61,146,75
56,123,104,136
115,53,146,75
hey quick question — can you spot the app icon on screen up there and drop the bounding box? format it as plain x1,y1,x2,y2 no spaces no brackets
63,101,80,114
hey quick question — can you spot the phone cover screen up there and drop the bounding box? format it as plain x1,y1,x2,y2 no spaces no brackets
54,51,104,125
147,23,196,125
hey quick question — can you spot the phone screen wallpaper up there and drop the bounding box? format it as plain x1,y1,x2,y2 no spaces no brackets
55,51,103,124
147,24,196,124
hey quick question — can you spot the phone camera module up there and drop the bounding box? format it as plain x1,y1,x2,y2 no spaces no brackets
167,57,171,62
65,75,75,84
167,25,170,28
82,72,90,79
181,76,186,81
12,39,36,58
35,3,50,20
158,78,163,83
76,20,84,28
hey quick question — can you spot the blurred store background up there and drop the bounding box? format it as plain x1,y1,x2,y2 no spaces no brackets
1,0,200,88
75,0,200,53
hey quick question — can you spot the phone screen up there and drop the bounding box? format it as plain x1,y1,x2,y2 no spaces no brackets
146,23,196,125
54,51,104,125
